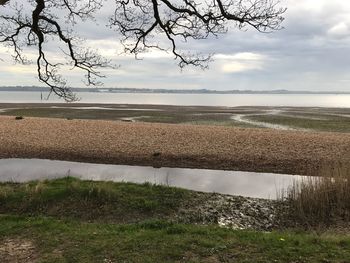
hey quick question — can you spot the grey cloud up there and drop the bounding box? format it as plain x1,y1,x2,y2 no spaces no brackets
1,0,350,92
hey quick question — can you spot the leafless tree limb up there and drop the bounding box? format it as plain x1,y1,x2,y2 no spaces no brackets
1,0,286,101
111,0,285,69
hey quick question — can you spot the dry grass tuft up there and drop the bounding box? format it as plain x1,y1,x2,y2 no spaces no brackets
281,165,350,228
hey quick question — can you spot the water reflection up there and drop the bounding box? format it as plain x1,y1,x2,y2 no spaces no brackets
1,92,350,107
0,159,309,199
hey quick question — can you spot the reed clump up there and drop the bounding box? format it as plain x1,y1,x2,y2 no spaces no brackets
280,165,350,228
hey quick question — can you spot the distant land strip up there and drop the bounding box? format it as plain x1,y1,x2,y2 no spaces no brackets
1,86,350,94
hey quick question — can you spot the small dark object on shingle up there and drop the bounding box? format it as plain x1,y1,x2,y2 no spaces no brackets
153,152,161,157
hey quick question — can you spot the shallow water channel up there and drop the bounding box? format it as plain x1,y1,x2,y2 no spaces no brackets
0,159,309,199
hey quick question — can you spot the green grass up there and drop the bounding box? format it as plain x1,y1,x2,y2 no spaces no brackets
0,177,190,223
183,120,258,128
1,178,350,262
0,107,257,127
2,105,350,132
4,106,350,132
0,108,156,121
1,215,350,262
247,115,350,133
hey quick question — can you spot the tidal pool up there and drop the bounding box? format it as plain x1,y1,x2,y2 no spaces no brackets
0,159,308,199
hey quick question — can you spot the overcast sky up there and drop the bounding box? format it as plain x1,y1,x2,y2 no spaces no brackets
1,0,350,91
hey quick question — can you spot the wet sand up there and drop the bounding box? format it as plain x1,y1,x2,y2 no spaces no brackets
0,116,349,175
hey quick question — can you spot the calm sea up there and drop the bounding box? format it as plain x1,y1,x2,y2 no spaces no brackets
0,91,350,108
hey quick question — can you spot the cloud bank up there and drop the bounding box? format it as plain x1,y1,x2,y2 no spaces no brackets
1,0,350,91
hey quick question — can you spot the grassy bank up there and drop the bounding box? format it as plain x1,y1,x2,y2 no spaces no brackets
0,177,190,223
1,178,350,262
1,215,350,262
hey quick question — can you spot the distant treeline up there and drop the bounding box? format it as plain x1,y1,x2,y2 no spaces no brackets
0,86,349,94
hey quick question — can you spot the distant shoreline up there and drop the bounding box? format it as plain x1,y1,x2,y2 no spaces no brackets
1,86,349,95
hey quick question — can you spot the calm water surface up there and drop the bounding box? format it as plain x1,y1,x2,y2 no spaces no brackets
1,91,350,107
0,159,309,199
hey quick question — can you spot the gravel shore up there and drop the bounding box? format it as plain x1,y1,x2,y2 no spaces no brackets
0,116,349,175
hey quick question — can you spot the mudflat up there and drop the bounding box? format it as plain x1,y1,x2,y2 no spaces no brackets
0,116,349,175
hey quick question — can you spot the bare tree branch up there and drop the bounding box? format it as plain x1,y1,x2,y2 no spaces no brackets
1,0,286,101
0,0,10,6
